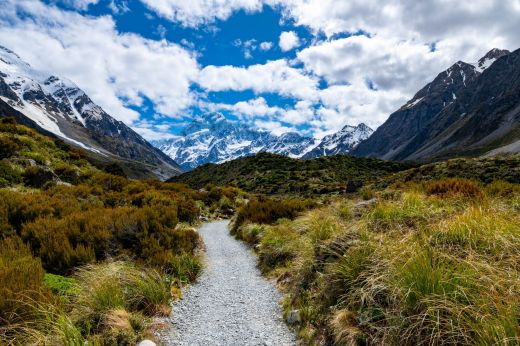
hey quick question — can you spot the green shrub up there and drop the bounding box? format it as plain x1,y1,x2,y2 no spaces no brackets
54,165,81,184
233,197,315,230
23,166,55,188
0,136,20,159
43,273,79,298
0,160,22,187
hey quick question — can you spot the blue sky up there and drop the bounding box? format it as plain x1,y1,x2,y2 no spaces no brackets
1,0,519,140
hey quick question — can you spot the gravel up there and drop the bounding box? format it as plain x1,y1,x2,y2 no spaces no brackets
159,220,296,346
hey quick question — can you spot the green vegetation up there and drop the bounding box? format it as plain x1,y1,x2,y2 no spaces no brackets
385,155,520,186
0,118,243,344
231,177,520,345
169,152,410,195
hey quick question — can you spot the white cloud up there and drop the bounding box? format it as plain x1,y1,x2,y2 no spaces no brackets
259,41,273,51
197,59,319,101
108,0,130,14
58,0,100,10
4,0,520,141
254,119,296,136
204,97,282,118
138,0,265,27
0,0,199,126
279,31,300,51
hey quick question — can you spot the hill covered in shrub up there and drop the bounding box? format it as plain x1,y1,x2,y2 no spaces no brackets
0,118,245,344
169,153,410,195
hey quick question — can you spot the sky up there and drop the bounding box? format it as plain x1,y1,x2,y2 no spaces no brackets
1,0,520,141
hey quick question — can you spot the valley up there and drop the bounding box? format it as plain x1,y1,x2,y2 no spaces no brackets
1,7,520,346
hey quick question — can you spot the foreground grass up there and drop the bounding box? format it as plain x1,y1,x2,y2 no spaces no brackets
232,179,520,345
0,259,205,345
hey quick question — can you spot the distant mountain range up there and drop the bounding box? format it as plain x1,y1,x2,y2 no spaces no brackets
3,44,518,177
353,48,520,161
152,113,372,170
0,46,181,179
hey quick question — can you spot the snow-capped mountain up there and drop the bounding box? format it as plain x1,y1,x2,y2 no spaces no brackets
302,123,373,159
353,48,520,161
0,46,181,179
152,113,371,170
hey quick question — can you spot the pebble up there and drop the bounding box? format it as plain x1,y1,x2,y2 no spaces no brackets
158,220,296,346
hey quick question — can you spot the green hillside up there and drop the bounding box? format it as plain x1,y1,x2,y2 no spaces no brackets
0,118,243,344
169,153,410,195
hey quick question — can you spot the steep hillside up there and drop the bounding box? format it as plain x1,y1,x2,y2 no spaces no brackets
168,152,409,195
0,46,181,179
353,48,519,161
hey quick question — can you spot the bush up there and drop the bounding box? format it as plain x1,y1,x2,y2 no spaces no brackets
54,165,81,184
233,197,315,230
425,178,483,198
0,161,22,187
0,136,20,159
23,166,55,188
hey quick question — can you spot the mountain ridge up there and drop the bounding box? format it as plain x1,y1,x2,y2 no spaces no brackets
0,46,182,179
352,48,519,161
153,114,372,170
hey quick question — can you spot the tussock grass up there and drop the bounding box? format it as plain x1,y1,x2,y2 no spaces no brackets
234,179,520,345
1,261,167,345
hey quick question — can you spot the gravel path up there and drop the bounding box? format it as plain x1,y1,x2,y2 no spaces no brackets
159,220,296,346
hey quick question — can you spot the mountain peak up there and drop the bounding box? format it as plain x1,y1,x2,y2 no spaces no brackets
475,48,510,72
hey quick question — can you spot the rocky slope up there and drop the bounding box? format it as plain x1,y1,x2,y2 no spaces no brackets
153,113,372,170
0,46,182,179
353,48,519,161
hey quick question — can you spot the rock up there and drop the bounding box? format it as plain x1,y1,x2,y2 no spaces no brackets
346,180,363,193
286,310,301,324
137,340,157,346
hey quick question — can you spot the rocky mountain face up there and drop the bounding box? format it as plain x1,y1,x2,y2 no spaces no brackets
353,48,519,161
0,46,182,179
153,113,372,171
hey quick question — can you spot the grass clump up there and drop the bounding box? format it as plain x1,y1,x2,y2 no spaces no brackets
232,196,316,231
235,178,520,345
0,237,45,324
425,178,484,198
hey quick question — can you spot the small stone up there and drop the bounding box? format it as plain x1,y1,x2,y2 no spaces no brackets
137,340,157,346
286,310,301,324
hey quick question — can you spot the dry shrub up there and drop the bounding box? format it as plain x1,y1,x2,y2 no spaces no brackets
425,178,483,198
0,136,20,159
330,310,364,346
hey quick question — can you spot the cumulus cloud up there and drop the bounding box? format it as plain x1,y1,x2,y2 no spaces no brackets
203,97,282,118
138,0,265,27
56,0,100,10
0,0,199,127
259,41,273,51
4,0,520,140
279,31,300,51
197,59,319,101
254,119,296,136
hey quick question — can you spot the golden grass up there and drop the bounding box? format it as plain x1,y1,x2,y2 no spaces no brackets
234,180,520,345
